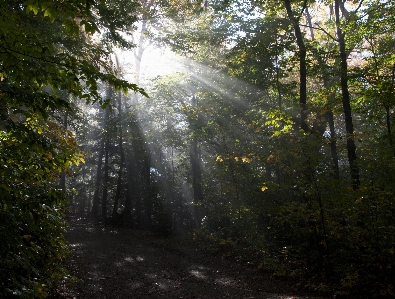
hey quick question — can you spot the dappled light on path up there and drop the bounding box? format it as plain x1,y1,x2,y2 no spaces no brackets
63,218,330,299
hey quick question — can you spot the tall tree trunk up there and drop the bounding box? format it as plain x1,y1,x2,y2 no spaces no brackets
101,102,111,218
132,17,150,104
190,137,204,204
113,90,124,217
60,110,68,191
335,0,360,189
122,157,137,227
190,96,204,204
143,154,153,228
91,103,109,218
327,110,340,179
284,0,309,132
275,30,282,112
79,162,87,216
91,133,105,219
122,115,141,227
388,62,395,150
305,7,340,178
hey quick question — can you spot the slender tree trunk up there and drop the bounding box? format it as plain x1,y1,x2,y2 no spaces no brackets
91,133,105,218
143,154,152,228
132,18,150,104
122,158,137,227
274,30,282,112
91,102,110,218
60,110,68,191
190,96,204,204
113,90,124,217
327,110,340,179
122,114,141,227
335,0,360,189
306,7,340,178
79,163,87,216
284,0,309,132
123,160,134,215
190,137,204,203
101,105,111,218
389,62,395,150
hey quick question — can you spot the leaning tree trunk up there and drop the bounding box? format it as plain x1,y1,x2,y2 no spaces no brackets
335,0,360,189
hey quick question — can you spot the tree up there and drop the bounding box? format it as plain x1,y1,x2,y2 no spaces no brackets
334,0,360,189
283,0,309,132
147,1,395,297
0,0,146,297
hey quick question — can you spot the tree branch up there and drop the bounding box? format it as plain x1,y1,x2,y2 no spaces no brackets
299,24,338,42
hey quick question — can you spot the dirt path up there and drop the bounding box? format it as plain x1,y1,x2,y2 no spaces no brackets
59,218,330,299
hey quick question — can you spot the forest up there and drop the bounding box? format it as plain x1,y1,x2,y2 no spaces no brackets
1,0,395,298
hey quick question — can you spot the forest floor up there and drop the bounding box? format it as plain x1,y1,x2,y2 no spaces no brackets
53,217,332,299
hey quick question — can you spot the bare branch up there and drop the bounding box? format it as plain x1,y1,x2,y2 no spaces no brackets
299,24,338,42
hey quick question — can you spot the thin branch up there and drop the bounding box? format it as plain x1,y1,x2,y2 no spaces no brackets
299,24,338,41
355,0,364,13
301,0,308,17
0,45,70,68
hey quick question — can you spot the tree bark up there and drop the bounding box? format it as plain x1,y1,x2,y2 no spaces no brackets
190,96,204,204
335,0,360,189
79,162,87,216
101,104,111,218
112,90,124,217
143,154,153,228
326,110,340,179
305,7,340,178
284,0,309,132
90,130,105,218
60,110,68,191
132,16,151,104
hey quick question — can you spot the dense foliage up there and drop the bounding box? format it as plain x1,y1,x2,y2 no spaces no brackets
0,0,145,297
144,1,395,297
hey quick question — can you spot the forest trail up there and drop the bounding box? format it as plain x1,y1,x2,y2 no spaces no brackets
57,217,330,299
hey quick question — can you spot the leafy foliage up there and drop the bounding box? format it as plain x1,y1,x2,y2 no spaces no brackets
0,116,80,298
0,0,144,297
133,1,395,298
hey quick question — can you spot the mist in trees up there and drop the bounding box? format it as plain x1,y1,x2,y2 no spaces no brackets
1,0,395,298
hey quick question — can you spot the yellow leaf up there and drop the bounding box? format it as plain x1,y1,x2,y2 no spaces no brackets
242,156,250,163
216,156,223,162
261,186,268,192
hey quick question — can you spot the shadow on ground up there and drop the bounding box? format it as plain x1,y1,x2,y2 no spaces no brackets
58,217,331,299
